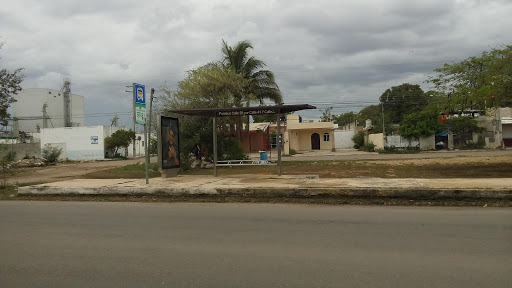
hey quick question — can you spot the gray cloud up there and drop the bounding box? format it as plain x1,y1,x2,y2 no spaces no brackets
1,0,511,126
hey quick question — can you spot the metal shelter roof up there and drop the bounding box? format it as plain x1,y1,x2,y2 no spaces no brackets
167,104,316,117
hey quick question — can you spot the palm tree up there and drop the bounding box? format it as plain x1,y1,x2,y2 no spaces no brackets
221,40,283,106
221,40,283,137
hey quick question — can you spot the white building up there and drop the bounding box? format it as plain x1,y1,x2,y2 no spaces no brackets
12,88,85,133
41,126,119,160
40,126,146,160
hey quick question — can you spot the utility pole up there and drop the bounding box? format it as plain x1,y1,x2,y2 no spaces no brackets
126,85,136,158
61,78,72,127
145,88,155,184
381,102,385,136
42,103,48,129
147,88,155,156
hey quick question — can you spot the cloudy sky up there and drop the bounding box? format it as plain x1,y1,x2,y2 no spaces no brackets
1,0,510,129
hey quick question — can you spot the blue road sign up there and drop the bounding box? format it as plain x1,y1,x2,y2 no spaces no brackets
134,83,145,105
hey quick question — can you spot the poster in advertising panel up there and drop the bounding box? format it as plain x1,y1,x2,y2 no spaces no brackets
161,116,180,169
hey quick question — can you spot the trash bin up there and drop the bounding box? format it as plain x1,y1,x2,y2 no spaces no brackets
259,151,268,161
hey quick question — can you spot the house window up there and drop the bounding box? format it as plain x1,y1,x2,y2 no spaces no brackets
323,133,330,141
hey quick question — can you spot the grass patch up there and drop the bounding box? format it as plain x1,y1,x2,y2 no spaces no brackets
83,163,161,179
0,186,17,200
378,147,421,154
179,159,512,179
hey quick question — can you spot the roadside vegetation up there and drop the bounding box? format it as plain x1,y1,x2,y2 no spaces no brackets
77,157,512,179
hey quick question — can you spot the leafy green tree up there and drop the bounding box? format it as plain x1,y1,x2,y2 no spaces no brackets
320,107,333,122
427,45,512,112
399,110,442,139
445,116,485,134
162,64,248,164
356,105,392,134
332,111,357,126
0,43,24,126
379,83,428,124
104,129,136,156
252,114,278,123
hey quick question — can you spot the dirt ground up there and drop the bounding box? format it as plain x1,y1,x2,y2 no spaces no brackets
9,150,512,185
8,157,156,185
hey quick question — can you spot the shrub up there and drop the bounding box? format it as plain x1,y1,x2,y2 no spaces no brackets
459,135,486,150
289,149,298,156
2,151,16,162
361,142,375,152
222,137,249,160
352,131,365,149
41,144,63,163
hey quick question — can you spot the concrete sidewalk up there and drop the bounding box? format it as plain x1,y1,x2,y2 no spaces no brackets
18,175,512,199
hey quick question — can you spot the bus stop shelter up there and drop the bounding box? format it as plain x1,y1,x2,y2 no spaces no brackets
168,104,315,176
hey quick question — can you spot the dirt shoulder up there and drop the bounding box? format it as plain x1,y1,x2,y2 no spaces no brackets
9,157,155,185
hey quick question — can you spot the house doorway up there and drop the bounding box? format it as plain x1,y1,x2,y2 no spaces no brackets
311,133,320,150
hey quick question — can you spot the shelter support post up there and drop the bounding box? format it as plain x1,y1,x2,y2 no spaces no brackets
213,116,218,177
277,110,282,176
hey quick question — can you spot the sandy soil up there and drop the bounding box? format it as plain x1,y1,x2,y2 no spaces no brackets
9,157,156,185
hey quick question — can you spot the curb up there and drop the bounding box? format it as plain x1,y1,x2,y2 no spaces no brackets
18,186,512,200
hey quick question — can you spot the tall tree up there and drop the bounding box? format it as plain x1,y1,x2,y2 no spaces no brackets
221,40,283,106
320,107,333,122
0,43,24,126
332,111,357,127
427,45,512,112
221,40,283,137
379,83,428,124
399,110,442,139
161,63,248,163
356,105,392,134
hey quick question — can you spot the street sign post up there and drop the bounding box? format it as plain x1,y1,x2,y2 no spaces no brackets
133,83,149,184
134,83,146,125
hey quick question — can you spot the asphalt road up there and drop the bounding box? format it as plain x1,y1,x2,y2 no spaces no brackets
1,202,511,288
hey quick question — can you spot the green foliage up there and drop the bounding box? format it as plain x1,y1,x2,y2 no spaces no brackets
148,136,157,155
459,135,485,150
252,114,277,123
332,111,357,126
399,110,442,139
379,83,428,124
0,148,16,188
445,116,485,134
352,131,365,149
427,45,512,111
356,105,392,134
163,63,249,166
2,150,16,162
41,144,63,163
289,149,298,156
320,107,333,122
222,137,249,160
379,146,420,154
104,129,135,155
221,39,282,105
361,142,375,152
0,43,24,126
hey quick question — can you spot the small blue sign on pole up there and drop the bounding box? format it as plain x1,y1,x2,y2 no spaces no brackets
134,83,146,124
134,83,145,105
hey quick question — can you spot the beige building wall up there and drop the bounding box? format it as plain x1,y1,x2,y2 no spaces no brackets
284,114,335,153
288,129,333,151
368,133,385,150
420,135,435,150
